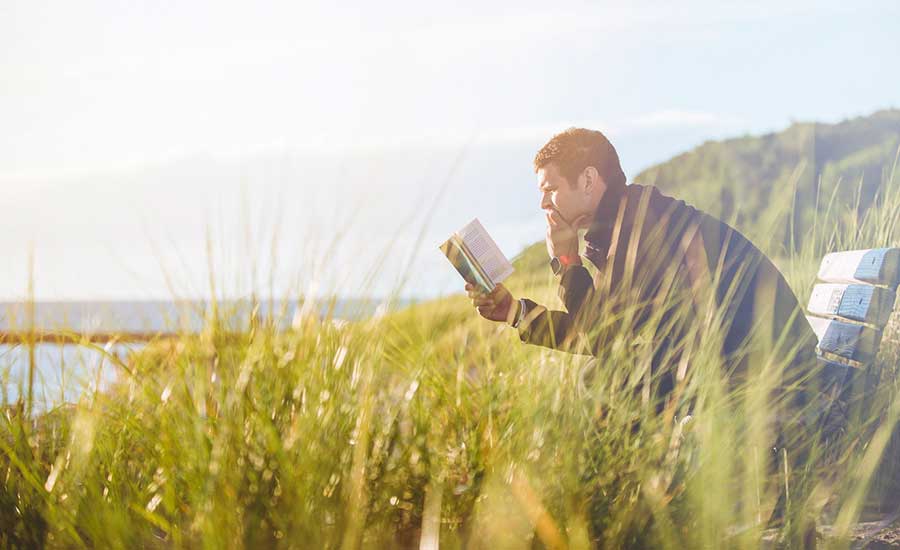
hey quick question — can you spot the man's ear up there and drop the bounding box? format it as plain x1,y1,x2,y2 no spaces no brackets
583,166,600,194
584,166,609,200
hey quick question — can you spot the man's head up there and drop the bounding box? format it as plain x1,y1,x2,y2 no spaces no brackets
534,128,626,228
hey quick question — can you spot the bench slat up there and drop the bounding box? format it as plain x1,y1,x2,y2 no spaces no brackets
807,283,896,327
817,248,900,287
806,315,881,364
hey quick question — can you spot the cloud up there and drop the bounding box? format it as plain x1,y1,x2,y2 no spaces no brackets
472,121,612,145
201,111,739,154
626,110,745,131
467,111,744,147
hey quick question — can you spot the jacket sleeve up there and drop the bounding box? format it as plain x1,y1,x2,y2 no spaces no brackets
516,264,596,354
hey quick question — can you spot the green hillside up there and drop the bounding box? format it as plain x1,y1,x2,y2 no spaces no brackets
635,109,900,254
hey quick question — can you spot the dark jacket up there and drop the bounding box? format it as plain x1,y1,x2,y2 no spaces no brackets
516,183,818,398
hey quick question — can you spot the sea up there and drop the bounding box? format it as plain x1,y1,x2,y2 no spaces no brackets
0,298,401,411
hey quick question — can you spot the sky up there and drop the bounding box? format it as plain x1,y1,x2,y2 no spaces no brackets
2,0,899,301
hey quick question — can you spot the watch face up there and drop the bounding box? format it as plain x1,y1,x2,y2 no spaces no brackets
550,257,562,275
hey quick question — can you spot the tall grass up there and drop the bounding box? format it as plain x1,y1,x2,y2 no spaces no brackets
2,160,900,548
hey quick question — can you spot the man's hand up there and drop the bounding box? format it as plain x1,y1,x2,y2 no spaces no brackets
546,210,588,261
465,283,517,324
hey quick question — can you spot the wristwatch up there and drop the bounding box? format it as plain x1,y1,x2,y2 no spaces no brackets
511,298,528,328
550,254,580,276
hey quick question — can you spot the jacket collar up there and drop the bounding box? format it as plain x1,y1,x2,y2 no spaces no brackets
584,183,627,262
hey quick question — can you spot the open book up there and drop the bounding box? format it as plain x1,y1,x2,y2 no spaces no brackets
439,219,514,293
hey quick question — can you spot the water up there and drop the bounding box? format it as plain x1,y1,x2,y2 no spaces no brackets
0,298,402,411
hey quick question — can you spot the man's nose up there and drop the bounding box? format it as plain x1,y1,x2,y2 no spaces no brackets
540,192,551,210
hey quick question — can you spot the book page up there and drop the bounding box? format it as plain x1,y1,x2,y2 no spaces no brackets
458,219,514,285
439,235,494,293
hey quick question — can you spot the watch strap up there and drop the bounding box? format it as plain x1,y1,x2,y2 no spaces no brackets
511,298,528,328
551,254,581,275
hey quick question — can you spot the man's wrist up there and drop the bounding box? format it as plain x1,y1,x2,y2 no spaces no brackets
550,254,582,276
510,298,527,328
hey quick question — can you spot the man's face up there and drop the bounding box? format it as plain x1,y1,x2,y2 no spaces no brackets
537,163,589,225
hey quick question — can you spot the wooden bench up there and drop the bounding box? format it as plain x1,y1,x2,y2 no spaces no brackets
754,249,900,547
804,248,900,390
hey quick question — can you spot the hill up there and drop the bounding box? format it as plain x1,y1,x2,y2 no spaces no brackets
633,109,900,254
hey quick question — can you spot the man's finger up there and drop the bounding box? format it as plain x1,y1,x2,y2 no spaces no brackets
547,209,569,228
555,212,572,230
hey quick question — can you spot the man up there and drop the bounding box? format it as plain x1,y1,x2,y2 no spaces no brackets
466,127,830,537
467,128,833,450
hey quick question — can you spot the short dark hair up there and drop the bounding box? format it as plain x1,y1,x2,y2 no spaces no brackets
534,128,626,191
